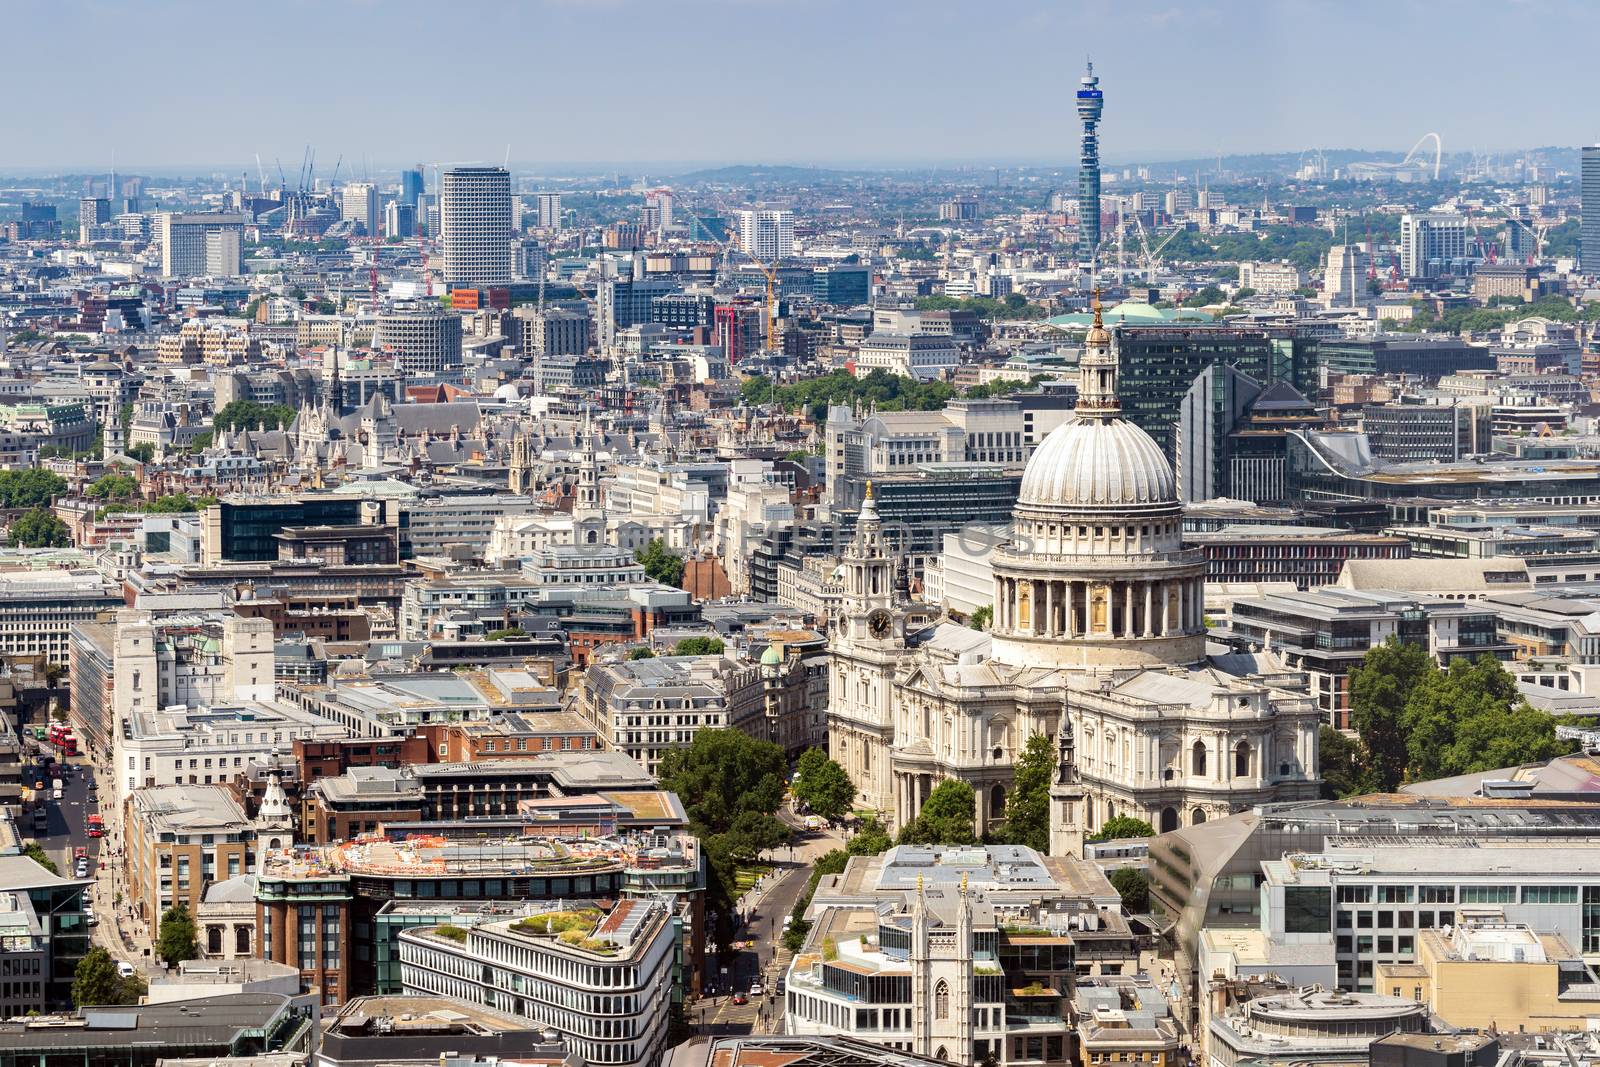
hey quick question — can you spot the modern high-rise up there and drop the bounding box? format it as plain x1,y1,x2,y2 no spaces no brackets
533,191,562,230
736,209,794,261
1582,146,1600,272
384,201,415,239
440,166,513,287
400,166,425,208
156,213,246,278
340,182,379,236
1076,61,1104,268
1399,211,1467,279
79,197,110,243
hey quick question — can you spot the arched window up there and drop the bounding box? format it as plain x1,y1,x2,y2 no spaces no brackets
991,783,1006,816
935,980,949,1020
236,925,251,955
1191,807,1207,826
1191,740,1207,776
1159,807,1179,834
207,925,223,955
936,1049,948,1062
1234,741,1251,778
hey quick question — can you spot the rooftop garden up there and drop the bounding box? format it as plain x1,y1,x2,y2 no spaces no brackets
433,924,469,943
510,908,616,955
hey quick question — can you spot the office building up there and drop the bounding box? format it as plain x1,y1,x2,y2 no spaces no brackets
398,898,676,1067
1584,146,1600,272
385,200,416,239
341,182,379,235
125,784,256,931
814,264,871,305
1399,212,1467,279
578,654,763,777
375,308,463,374
320,996,582,1067
78,196,110,243
0,855,90,1010
937,196,979,222
1176,367,1320,505
1076,62,1103,267
1376,921,1600,1032
1237,261,1302,294
534,191,562,230
157,212,247,278
0,993,316,1067
1208,988,1428,1067
736,209,795,261
1114,324,1319,458
1220,587,1512,727
401,166,425,208
853,332,959,381
256,829,704,1005
784,845,1134,1067
1186,526,1410,589
0,570,120,668
1322,245,1371,306
515,307,592,357
441,166,513,287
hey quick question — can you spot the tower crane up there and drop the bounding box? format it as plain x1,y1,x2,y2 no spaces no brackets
1131,216,1183,284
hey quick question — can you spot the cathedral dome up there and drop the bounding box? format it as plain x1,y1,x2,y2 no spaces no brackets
1016,416,1175,514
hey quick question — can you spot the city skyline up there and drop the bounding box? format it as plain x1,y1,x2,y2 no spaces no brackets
4,0,1595,170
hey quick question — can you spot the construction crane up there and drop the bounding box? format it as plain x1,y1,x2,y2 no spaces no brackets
1131,216,1183,284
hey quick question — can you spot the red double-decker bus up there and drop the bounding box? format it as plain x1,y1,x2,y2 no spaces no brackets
47,724,77,756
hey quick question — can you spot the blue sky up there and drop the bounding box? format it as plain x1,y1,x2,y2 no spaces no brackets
4,0,1593,171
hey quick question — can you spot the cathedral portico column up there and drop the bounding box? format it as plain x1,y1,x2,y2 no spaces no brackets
1142,582,1154,638
1123,582,1134,638
1045,581,1056,637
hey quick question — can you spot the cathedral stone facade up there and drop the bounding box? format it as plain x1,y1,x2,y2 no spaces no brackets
827,300,1321,849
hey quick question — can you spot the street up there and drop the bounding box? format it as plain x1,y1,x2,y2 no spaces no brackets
694,810,848,1037
25,738,153,976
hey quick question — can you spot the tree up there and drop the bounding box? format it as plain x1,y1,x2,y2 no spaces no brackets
157,903,200,967
784,848,850,953
9,509,71,548
86,473,139,501
1348,638,1433,792
125,442,155,463
848,816,892,856
997,733,1054,852
1109,867,1149,912
213,400,295,433
484,627,527,641
1319,725,1373,799
627,646,656,660
21,843,56,875
1231,286,1258,302
898,779,976,846
72,948,142,1007
0,468,66,509
1402,655,1572,782
671,636,725,657
969,605,993,631
1089,816,1156,842
635,538,685,586
792,749,855,823
1182,285,1227,308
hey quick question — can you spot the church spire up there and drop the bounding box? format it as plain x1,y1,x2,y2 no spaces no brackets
1075,289,1121,420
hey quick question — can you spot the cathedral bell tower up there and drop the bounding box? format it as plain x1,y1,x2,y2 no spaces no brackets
1048,692,1088,857
839,482,902,644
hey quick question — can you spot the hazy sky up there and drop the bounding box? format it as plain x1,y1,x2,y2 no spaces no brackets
5,0,1593,172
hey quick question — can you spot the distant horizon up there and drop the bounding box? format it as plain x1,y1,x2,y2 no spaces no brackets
0,145,1584,185
3,0,1592,171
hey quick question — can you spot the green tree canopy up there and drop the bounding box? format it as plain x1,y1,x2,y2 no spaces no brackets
213,400,296,432
86,473,139,501
627,646,656,660
1182,285,1228,308
21,842,56,874
157,903,200,967
671,636,725,657
1109,867,1149,912
635,538,685,586
1348,638,1433,793
1318,725,1373,799
792,748,856,823
0,468,66,509
996,733,1054,852
1090,816,1156,842
9,509,71,548
968,605,993,631
72,948,143,1007
897,779,976,846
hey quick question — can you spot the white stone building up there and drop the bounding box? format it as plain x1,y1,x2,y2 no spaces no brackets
826,300,1321,847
